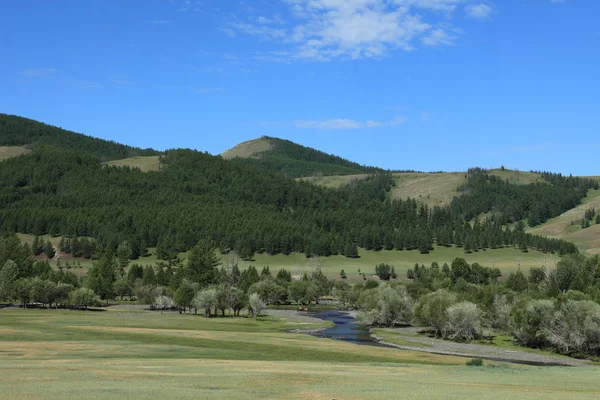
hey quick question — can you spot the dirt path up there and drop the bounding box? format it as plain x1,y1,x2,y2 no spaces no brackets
372,327,590,367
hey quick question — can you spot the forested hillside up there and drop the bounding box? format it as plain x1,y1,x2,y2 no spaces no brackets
0,114,158,161
0,146,578,261
223,136,382,177
450,168,599,226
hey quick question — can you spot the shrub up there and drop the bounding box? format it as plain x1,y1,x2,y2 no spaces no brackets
412,290,457,337
444,301,484,341
466,358,484,367
511,299,554,348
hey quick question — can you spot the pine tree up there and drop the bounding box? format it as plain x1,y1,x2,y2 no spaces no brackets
343,241,359,259
340,269,347,279
44,240,56,259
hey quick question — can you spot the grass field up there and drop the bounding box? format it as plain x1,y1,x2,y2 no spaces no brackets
103,156,162,172
0,146,31,161
16,232,552,280
390,172,466,207
1,308,599,399
220,138,272,159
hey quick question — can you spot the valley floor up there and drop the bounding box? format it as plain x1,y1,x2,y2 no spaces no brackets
1,307,599,399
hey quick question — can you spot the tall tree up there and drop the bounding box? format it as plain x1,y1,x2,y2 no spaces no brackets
186,239,220,287
87,252,118,303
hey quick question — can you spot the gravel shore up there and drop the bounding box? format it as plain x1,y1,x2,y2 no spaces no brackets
372,327,590,367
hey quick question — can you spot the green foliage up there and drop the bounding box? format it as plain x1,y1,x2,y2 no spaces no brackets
506,271,529,292
70,287,99,309
413,290,457,337
452,168,598,227
228,136,382,178
0,260,18,301
186,240,220,287
0,113,157,161
87,253,118,302
465,358,484,366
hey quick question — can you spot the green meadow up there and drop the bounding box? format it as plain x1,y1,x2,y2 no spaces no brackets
1,308,599,400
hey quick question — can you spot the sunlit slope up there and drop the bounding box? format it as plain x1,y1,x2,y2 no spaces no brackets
220,137,273,159
103,156,162,172
528,188,600,254
0,146,30,161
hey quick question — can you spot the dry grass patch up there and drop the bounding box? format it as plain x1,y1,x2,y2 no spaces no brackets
221,138,273,159
391,172,466,207
298,174,369,188
0,146,30,161
103,156,161,172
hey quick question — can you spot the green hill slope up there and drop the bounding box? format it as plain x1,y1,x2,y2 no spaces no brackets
221,136,382,178
0,114,158,161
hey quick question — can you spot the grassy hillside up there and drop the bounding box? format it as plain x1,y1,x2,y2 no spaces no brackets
0,146,30,161
104,156,162,172
0,114,158,161
220,137,274,159
390,172,466,207
2,309,599,400
528,188,600,254
222,136,381,177
304,169,541,204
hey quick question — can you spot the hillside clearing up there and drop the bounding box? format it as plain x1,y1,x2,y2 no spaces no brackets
0,146,30,161
390,172,466,207
298,173,369,188
103,156,161,172
528,189,600,254
221,138,272,159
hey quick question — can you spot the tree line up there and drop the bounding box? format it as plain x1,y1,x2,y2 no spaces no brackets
0,114,157,161
0,149,579,263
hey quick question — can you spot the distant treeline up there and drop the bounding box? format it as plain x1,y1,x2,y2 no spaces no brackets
0,113,158,161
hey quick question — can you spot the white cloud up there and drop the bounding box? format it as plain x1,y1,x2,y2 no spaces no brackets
224,0,492,61
294,115,407,129
228,22,286,40
465,4,493,20
19,68,57,77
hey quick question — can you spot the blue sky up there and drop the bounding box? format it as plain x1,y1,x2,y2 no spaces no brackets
1,0,598,175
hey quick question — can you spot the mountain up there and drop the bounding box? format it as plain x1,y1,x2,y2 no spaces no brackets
221,136,383,178
0,114,158,161
0,114,592,258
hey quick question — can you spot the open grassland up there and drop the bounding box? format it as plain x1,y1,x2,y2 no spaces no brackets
1,309,599,400
220,138,272,159
528,189,600,254
390,172,466,207
233,246,551,281
298,173,369,188
0,146,31,161
103,156,161,172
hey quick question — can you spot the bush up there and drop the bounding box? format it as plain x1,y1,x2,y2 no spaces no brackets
70,288,99,309
357,284,413,327
466,358,484,367
444,301,484,341
546,300,600,356
412,290,457,336
511,299,554,348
